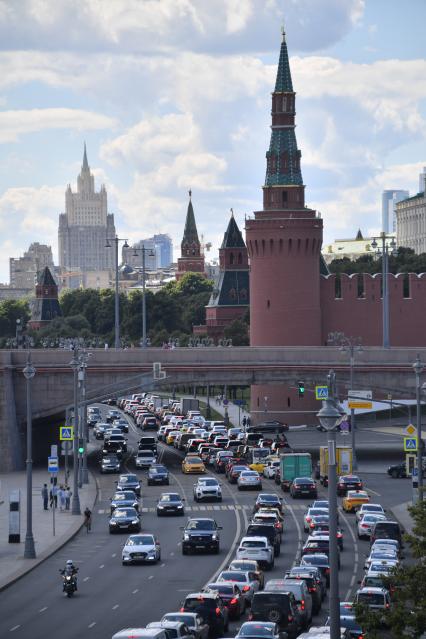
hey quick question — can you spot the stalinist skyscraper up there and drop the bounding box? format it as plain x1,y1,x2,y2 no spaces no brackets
58,145,116,277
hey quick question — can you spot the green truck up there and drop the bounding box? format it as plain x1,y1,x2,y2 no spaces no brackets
280,453,312,491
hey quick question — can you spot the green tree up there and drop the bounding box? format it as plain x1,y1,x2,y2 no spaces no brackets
328,247,426,276
224,319,249,346
0,299,31,339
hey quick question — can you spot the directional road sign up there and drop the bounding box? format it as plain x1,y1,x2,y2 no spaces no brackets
404,423,417,437
60,426,74,441
315,386,329,400
233,399,246,406
223,399,229,406
404,437,418,452
48,456,59,473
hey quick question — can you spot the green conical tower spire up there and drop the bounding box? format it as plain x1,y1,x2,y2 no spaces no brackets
181,190,200,250
221,209,245,249
275,26,293,92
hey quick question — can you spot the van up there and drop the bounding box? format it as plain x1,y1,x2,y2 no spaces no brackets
371,520,403,546
112,629,168,639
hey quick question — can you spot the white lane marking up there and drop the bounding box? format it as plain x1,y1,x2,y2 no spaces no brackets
148,575,154,580
366,487,381,497
340,507,359,601
98,509,105,514
111,553,117,558
99,564,105,569
10,626,20,632
199,506,206,510
132,589,139,594
39,607,48,613
83,576,90,582
220,505,228,510
88,622,96,628
112,604,119,610
161,563,165,567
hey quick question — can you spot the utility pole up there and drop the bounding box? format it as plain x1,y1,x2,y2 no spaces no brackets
105,235,129,349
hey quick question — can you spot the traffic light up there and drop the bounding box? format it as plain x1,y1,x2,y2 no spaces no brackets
298,381,305,398
78,438,85,455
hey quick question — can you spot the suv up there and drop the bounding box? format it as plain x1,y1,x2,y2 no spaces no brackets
249,591,302,638
284,569,323,615
355,586,392,617
371,520,403,546
193,478,222,502
246,523,281,556
267,579,313,630
236,536,274,570
181,518,222,555
181,592,228,637
139,436,158,453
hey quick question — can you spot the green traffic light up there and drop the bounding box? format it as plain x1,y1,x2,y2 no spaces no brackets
78,447,84,454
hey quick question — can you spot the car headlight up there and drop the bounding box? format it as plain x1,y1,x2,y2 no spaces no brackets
212,533,218,540
131,519,139,524
122,550,130,556
110,521,117,525
184,533,190,540
177,504,183,509
158,505,164,509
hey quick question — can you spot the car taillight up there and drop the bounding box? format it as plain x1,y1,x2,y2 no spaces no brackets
215,607,221,616
230,598,237,605
248,613,253,621
288,615,293,622
242,585,250,592
306,516,311,522
180,607,184,612
308,587,316,592
361,523,369,528
325,568,330,573
300,599,305,610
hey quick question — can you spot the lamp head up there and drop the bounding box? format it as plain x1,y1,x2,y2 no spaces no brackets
371,238,377,250
316,399,342,431
123,240,129,249
105,240,111,248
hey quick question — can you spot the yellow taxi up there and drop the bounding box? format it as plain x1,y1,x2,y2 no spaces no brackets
166,430,180,445
342,490,370,513
182,456,205,474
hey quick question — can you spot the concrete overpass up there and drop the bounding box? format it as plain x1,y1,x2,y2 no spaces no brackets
1,346,425,471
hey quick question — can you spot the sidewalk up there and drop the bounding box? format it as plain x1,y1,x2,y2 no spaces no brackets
0,468,97,590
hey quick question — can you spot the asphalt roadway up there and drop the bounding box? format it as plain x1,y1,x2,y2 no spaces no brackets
0,406,414,639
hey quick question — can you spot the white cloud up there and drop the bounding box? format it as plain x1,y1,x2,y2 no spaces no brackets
0,108,116,143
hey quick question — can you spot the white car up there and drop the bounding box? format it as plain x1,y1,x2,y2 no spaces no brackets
193,477,222,502
357,513,387,539
238,470,262,491
122,533,161,565
303,507,329,533
355,503,386,523
135,449,157,469
236,536,274,569
263,459,280,479
364,550,399,571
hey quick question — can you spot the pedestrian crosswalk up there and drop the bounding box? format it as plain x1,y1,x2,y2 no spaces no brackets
97,503,308,514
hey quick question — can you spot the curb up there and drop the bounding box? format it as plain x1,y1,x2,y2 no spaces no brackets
0,471,98,593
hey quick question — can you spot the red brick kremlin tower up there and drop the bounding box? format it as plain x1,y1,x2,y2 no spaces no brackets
176,190,205,281
245,28,323,423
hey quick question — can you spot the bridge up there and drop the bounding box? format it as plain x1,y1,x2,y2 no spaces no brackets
1,346,424,471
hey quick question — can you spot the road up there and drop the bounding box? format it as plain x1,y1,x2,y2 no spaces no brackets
0,404,413,639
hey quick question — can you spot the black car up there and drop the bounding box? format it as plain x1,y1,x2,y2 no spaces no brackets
387,461,407,478
139,436,158,453
249,592,302,638
109,507,141,533
148,464,170,486
110,490,139,514
107,434,128,452
157,492,185,516
100,454,121,474
113,419,129,433
181,518,222,555
301,535,341,568
336,475,363,496
299,553,331,587
182,592,228,638
246,523,281,556
287,566,326,602
253,493,283,514
94,422,109,439
116,473,141,496
205,583,245,619
290,477,317,499
102,440,124,458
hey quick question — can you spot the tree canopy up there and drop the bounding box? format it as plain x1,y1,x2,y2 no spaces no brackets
328,247,426,276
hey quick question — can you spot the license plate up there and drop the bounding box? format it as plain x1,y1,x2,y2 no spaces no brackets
154,478,162,482
196,545,205,549
301,490,309,494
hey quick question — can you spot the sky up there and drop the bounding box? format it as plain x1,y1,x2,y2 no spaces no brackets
0,0,425,283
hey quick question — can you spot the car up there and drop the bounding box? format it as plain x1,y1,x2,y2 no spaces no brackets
364,550,399,572
102,440,124,458
357,513,387,539
354,586,392,618
101,454,121,473
336,475,363,496
311,500,329,510
303,507,329,532
116,473,141,496
355,503,386,523
107,409,121,422
238,470,263,491
157,493,185,516
236,536,274,570
109,507,141,533
263,459,281,479
234,621,286,639
217,569,260,606
370,538,401,555
141,416,158,430
342,490,370,513
370,520,403,546
290,477,317,499
181,518,222,554
193,477,222,502
113,418,129,433
161,613,209,639
181,591,228,637
94,422,109,439
112,629,168,639
182,456,206,474
148,464,170,486
146,621,193,639
228,464,250,483
205,582,245,619
228,559,265,590
264,579,313,630
299,553,331,587
249,591,302,638
252,512,283,537
253,493,283,514
122,533,161,564
214,450,234,472
246,522,281,556
139,436,158,453
284,569,323,614
136,449,158,469
310,527,344,551
110,490,139,514
302,535,340,569
325,614,364,639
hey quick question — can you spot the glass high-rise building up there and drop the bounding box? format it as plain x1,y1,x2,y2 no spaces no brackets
382,189,409,233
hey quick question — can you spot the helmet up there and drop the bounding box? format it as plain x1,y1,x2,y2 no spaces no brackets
66,560,73,566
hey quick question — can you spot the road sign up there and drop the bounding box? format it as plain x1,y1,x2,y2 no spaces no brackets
348,390,372,409
51,444,58,457
233,399,246,406
350,390,373,399
348,400,373,409
223,399,229,406
60,426,74,441
404,423,417,437
404,437,418,452
315,386,328,400
48,456,59,473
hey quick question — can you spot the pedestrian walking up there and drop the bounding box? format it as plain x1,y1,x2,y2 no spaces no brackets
50,484,58,508
58,485,66,511
246,416,251,427
65,486,72,510
41,483,49,510
242,416,247,428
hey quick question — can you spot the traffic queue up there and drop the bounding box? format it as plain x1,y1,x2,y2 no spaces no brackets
87,394,404,639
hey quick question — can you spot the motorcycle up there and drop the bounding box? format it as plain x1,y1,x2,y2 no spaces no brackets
60,568,78,597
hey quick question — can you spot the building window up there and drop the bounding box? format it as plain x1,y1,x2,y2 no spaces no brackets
229,288,237,300
267,299,270,308
230,252,234,265
238,253,242,264
282,191,288,204
240,288,247,300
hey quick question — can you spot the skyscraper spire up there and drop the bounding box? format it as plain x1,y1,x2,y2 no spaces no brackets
82,142,89,171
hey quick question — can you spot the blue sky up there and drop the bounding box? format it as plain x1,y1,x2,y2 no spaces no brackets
0,0,425,283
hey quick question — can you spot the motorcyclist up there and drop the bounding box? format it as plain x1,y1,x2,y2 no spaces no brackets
61,559,78,590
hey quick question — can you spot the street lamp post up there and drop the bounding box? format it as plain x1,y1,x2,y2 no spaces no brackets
371,233,396,349
317,371,343,639
105,236,129,349
69,350,81,515
23,351,36,559
413,355,424,500
132,245,155,348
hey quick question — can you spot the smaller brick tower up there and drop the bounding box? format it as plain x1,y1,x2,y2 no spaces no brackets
176,190,205,281
28,266,62,330
205,211,249,339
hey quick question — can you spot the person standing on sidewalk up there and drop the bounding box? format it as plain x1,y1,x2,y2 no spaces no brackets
58,486,65,511
50,483,58,508
65,486,72,510
41,483,49,510
242,417,247,429
246,416,251,427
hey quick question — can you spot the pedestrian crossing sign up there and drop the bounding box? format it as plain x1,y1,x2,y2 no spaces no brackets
404,437,418,452
60,426,74,441
315,386,329,400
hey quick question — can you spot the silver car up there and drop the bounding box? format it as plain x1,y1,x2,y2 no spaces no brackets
238,470,262,491
121,533,161,565
236,536,274,570
303,507,329,533
136,449,157,469
217,569,260,605
355,503,386,523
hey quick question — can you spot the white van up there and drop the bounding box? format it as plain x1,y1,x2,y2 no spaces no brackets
112,629,169,639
